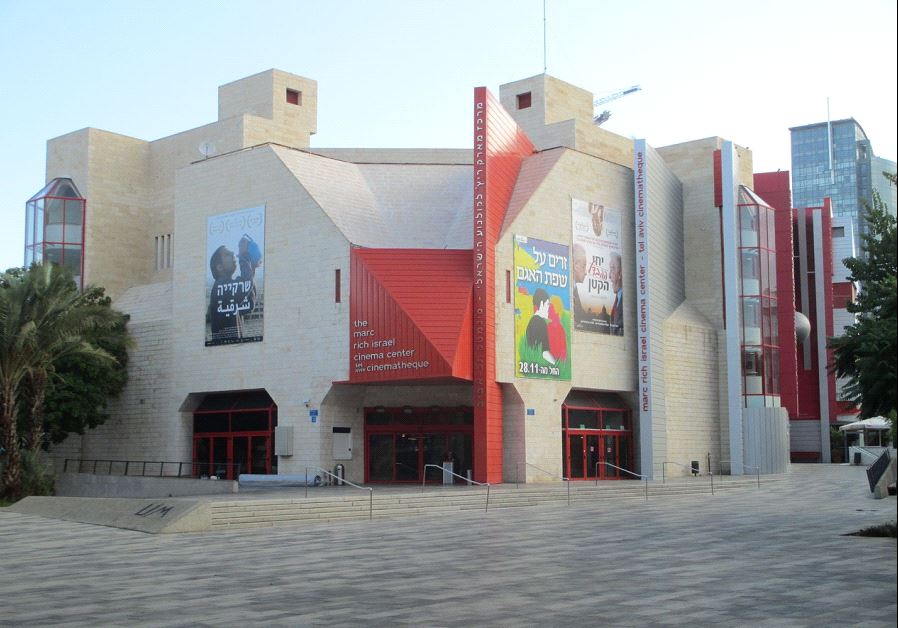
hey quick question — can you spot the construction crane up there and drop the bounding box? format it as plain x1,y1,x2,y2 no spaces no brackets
592,85,641,126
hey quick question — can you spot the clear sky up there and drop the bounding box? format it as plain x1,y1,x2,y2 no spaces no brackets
1,0,895,272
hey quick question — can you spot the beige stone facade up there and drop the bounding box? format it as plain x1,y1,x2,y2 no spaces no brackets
36,69,790,483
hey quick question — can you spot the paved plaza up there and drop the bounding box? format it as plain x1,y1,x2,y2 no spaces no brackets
1,464,895,626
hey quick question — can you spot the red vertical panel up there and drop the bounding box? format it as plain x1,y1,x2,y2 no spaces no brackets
473,87,534,483
755,172,798,419
775,202,799,418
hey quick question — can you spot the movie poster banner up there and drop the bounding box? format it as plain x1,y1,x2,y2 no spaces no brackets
205,205,265,346
513,235,571,380
571,198,624,335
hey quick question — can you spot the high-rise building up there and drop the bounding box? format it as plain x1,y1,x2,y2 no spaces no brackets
790,118,896,258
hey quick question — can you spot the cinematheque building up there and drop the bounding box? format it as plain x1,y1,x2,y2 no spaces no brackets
26,69,842,486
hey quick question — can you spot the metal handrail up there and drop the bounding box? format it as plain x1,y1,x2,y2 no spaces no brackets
660,460,693,483
661,460,715,495
422,464,491,512
63,458,243,478
718,460,761,488
596,461,648,500
515,462,570,506
311,466,374,520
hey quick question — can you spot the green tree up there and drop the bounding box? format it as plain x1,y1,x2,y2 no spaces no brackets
0,265,126,499
32,286,129,446
830,172,897,425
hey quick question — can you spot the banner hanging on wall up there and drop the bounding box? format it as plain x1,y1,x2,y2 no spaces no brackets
513,235,571,380
571,198,624,335
205,205,265,346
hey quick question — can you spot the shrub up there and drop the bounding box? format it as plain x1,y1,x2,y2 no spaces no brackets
19,450,55,497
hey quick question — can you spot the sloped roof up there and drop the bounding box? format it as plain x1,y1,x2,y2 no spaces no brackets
272,146,472,249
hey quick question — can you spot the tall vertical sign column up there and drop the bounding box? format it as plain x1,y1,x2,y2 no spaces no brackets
473,87,533,483
633,141,654,479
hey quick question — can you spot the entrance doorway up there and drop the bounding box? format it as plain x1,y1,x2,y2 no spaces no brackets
562,398,634,480
365,406,473,483
192,390,277,480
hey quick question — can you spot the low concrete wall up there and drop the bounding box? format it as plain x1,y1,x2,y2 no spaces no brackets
55,473,238,498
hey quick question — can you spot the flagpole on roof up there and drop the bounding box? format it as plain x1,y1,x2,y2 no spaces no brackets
543,0,548,73
827,97,834,185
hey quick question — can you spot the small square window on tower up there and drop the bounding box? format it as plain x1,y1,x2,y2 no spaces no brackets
286,88,302,105
516,91,532,109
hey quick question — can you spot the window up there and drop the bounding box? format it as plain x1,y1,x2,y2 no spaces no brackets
516,92,532,109
286,88,301,105
832,226,845,238
335,268,341,303
25,177,85,288
155,234,172,270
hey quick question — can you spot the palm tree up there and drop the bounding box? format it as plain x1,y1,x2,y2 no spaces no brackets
1,265,121,499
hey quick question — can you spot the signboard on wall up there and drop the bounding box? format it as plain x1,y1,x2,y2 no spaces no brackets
571,198,623,335
513,235,571,380
205,205,265,346
634,141,652,431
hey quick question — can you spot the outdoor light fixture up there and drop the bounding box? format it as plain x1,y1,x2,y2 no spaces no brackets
402,406,413,415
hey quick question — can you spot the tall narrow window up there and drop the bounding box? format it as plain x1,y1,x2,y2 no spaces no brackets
155,233,173,270
335,268,342,303
505,270,511,303
737,187,779,407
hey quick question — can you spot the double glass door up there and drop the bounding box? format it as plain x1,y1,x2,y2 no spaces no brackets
367,432,472,483
193,434,271,480
565,431,630,480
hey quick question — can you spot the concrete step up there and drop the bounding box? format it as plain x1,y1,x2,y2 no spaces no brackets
208,477,780,529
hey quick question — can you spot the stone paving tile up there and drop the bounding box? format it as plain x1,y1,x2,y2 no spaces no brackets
0,464,895,626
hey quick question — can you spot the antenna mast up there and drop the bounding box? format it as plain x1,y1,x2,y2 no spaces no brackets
543,0,547,73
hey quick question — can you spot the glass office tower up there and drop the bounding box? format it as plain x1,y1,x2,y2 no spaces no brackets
790,118,896,255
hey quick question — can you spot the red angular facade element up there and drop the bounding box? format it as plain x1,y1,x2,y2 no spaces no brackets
473,87,535,483
348,248,473,383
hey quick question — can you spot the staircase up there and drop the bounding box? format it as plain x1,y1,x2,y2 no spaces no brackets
210,476,775,530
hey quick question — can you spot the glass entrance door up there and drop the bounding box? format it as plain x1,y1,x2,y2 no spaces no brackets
565,431,632,480
586,434,601,478
193,391,277,479
568,434,584,479
192,434,271,480
602,435,620,478
366,430,473,483
567,433,603,479
395,434,420,481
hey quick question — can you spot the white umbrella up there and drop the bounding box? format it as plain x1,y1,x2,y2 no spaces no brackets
838,416,891,432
